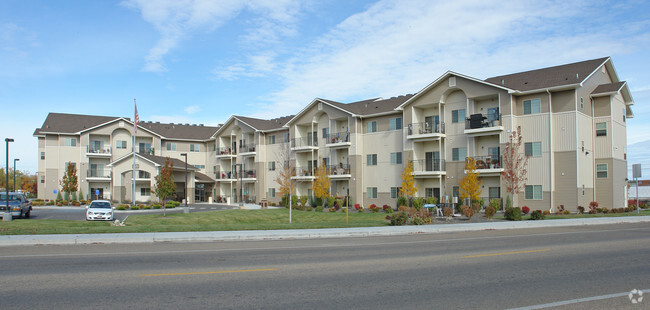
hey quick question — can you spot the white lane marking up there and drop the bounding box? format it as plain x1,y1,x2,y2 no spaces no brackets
0,226,648,259
508,289,649,309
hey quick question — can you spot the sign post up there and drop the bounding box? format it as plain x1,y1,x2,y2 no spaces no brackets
633,164,641,214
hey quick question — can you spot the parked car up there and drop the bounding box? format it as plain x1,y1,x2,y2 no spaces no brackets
86,200,115,221
0,192,32,218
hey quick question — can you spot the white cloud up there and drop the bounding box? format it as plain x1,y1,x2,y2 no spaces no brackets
184,105,201,114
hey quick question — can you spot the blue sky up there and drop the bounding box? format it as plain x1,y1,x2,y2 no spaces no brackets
1,0,649,176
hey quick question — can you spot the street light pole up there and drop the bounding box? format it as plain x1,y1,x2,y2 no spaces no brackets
234,163,243,206
13,158,19,192
180,153,189,213
5,138,14,221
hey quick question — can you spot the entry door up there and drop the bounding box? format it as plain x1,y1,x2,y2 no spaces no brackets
425,116,433,133
425,152,433,171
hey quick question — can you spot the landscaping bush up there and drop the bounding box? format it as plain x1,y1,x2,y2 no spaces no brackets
505,195,512,210
563,210,570,215
461,205,475,220
357,206,364,212
530,210,545,220
369,204,380,213
588,201,599,214
505,207,522,221
72,201,80,206
484,206,496,219
32,200,45,206
328,207,336,212
412,197,424,210
335,199,343,209
521,206,530,215
327,196,335,208
408,207,433,225
489,198,501,211
543,210,551,216
56,202,62,206
152,203,162,209
443,207,453,217
354,203,361,211
397,196,408,208
471,202,481,212
398,206,409,212
389,211,409,226
382,204,392,212
56,192,62,201
47,200,55,206
577,206,585,214
165,201,179,208
385,208,393,214
61,200,69,206
426,196,438,205
305,206,313,212
555,205,565,215
601,207,609,214
116,205,128,210
71,192,77,201
142,205,152,210
316,206,324,212
64,192,70,202
130,205,140,210
300,196,308,206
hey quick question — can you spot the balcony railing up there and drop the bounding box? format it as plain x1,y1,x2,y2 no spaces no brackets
242,170,257,178
465,113,501,129
217,171,235,179
87,169,112,178
295,167,315,177
291,137,318,148
239,144,256,153
137,171,151,179
87,145,111,154
324,132,350,144
327,164,350,175
467,155,502,170
412,159,446,173
217,147,236,155
407,122,445,135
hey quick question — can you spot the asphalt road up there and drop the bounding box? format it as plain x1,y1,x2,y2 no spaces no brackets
0,223,648,309
29,204,236,221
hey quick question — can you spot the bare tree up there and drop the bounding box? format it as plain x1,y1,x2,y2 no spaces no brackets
275,141,297,223
501,126,529,208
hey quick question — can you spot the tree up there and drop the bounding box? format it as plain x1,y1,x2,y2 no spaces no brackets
311,157,330,207
60,162,78,197
154,157,175,217
501,126,529,208
460,157,482,204
275,143,297,222
400,155,418,201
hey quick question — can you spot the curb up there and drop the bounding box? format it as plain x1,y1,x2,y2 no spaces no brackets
1,216,649,247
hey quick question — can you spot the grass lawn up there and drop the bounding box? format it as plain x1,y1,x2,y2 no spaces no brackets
0,209,390,235
492,209,650,220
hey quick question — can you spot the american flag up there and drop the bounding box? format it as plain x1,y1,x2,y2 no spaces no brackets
134,100,139,134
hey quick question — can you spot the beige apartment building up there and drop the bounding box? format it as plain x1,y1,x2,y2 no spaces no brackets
34,57,634,211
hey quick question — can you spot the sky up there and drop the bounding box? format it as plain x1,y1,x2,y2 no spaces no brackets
1,0,649,177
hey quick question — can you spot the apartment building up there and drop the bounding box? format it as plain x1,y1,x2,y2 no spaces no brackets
34,57,634,210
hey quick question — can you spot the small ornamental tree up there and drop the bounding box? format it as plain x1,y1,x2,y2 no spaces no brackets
312,157,330,207
154,158,175,217
460,157,482,203
501,126,530,208
60,162,78,199
400,156,418,204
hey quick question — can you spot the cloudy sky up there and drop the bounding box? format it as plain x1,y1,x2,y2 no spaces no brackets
1,0,649,175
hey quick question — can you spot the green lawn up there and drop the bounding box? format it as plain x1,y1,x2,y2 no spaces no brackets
492,209,650,220
0,209,390,235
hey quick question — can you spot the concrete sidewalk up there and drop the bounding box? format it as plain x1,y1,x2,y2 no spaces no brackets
1,215,649,247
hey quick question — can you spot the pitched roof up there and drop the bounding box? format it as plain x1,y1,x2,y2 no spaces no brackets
137,153,197,171
234,115,294,131
485,57,610,92
320,94,415,116
138,121,219,140
195,171,215,183
591,81,626,95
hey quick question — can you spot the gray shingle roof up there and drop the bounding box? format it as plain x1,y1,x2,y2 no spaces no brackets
485,57,610,92
234,115,294,131
320,94,415,116
138,121,219,140
138,153,197,171
591,81,626,95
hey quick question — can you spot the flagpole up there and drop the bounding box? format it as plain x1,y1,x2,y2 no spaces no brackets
133,98,137,207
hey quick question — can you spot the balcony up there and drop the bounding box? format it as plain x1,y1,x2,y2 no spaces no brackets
239,144,256,156
216,171,236,181
136,170,151,181
411,159,446,177
87,169,111,181
464,113,504,136
86,145,111,157
466,155,503,176
216,147,237,159
407,122,445,141
327,164,351,179
242,169,257,181
291,137,318,152
324,132,351,148
291,167,315,181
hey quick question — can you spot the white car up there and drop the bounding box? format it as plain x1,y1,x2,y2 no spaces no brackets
86,200,115,221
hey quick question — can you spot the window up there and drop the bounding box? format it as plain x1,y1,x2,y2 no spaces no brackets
322,128,329,139
596,122,607,137
140,188,151,196
452,147,467,161
40,176,45,183
367,154,377,166
390,152,402,165
425,188,434,198
523,99,541,115
453,186,460,198
64,137,76,147
367,121,377,133
267,135,276,145
525,185,542,200
166,142,176,151
366,187,377,199
390,118,402,130
190,144,200,152
40,152,45,160
116,140,127,149
452,109,466,123
597,164,608,178
391,187,401,199
193,165,205,169
283,133,290,143
269,188,276,198
525,142,542,157
269,161,276,171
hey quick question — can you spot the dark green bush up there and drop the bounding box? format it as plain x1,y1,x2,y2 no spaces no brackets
389,211,409,226
412,197,424,210
397,196,408,208
504,207,522,221
316,206,324,212
530,210,545,220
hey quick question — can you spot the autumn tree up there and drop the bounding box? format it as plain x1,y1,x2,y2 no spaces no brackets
400,155,418,202
275,143,297,222
312,156,330,207
60,162,78,199
460,157,482,204
154,157,175,217
501,126,529,208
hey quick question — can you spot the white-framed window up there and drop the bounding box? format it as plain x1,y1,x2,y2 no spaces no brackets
40,152,45,160
367,121,377,133
390,152,402,164
140,188,151,196
193,165,205,169
322,128,329,139
64,137,76,147
367,154,377,166
366,187,378,199
452,147,467,161
596,122,607,137
190,144,200,152
267,135,276,145
523,98,541,115
269,188,276,198
597,164,608,178
166,142,176,151
389,118,402,130
525,142,542,157
452,109,466,123
391,187,401,199
269,161,276,171
116,140,127,149
283,133,290,143
525,185,542,200
40,175,45,183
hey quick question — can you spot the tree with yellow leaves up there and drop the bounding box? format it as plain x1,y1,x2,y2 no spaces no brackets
311,157,330,206
400,155,418,200
460,157,482,203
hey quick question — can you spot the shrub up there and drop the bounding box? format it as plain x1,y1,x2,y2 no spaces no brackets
354,203,361,211
327,196,335,208
300,196,308,206
505,207,522,221
335,199,343,209
398,206,409,212
305,206,313,212
130,205,140,210
601,207,608,214
426,196,438,205
577,206,585,214
328,207,336,212
308,196,318,208
489,198,501,211
32,200,45,206
389,211,409,226
412,197,424,210
521,206,530,215
543,210,551,215
47,200,55,206
461,205,475,220
505,195,512,210
64,192,70,202
563,210,570,215
408,207,433,225
471,202,481,212
382,204,392,212
555,205,565,215
72,201,81,206
142,205,152,210
316,206,324,212
116,205,127,210
71,192,77,201
56,202,62,206
530,210,545,220
62,200,69,206
385,208,393,214
397,196,408,208
617,208,625,213
588,201,599,214
357,206,364,212
484,206,496,219
56,192,62,201
369,204,380,213
443,207,453,217
152,204,162,209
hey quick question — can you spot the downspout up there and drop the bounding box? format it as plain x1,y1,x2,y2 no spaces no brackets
547,89,553,212
591,98,596,203
574,90,580,205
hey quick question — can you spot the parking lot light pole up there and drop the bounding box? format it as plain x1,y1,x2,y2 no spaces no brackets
180,153,189,213
13,158,19,192
5,138,14,221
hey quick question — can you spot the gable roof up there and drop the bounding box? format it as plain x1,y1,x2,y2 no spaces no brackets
591,81,626,95
138,121,219,140
323,95,414,116
485,57,610,92
109,152,197,171
234,115,294,131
